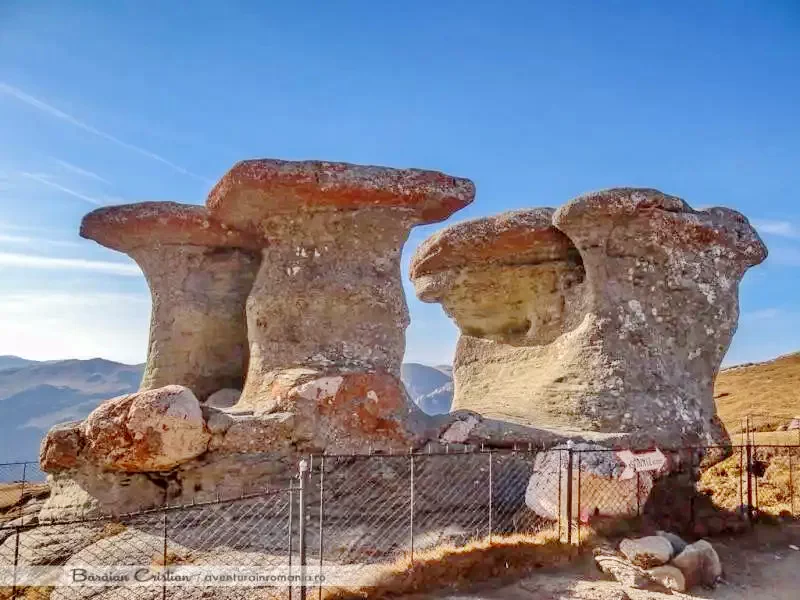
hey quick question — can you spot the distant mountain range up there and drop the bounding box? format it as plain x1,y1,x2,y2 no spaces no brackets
0,357,454,463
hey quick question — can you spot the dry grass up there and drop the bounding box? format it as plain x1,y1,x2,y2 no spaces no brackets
715,351,800,433
699,447,800,517
321,527,578,599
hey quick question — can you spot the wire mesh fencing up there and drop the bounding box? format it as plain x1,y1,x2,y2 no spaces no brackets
0,488,299,600
2,441,800,599
0,462,48,526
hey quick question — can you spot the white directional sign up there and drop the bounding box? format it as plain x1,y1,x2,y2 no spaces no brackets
616,448,667,480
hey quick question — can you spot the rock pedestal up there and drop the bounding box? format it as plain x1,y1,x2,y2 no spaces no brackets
81,202,264,399
207,159,474,451
410,189,767,445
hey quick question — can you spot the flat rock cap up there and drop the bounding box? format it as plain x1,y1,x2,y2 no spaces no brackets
206,159,475,229
553,187,768,265
80,201,266,252
409,208,577,279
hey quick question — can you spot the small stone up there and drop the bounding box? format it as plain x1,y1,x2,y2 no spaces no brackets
656,530,688,554
672,539,722,588
206,388,241,409
619,536,673,568
595,554,650,588
647,565,686,592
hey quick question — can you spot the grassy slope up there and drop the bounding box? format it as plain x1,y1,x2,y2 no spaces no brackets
714,352,800,434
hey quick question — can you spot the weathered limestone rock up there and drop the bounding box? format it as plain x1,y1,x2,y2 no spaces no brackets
207,159,474,451
80,202,263,399
671,539,722,588
82,385,210,471
410,190,767,445
206,388,241,409
594,554,650,588
647,565,686,592
525,443,653,521
40,420,83,471
619,536,673,568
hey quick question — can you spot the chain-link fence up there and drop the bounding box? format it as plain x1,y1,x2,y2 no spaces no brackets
1,442,800,598
0,462,47,526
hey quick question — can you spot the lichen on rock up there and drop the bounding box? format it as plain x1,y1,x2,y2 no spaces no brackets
410,189,767,446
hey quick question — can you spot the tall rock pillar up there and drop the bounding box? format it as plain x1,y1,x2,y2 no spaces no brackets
410,190,767,446
81,202,264,399
207,159,474,450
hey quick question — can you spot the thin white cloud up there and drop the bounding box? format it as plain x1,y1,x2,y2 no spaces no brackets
0,291,149,364
0,233,80,247
0,82,212,184
753,219,799,239
53,159,111,185
0,252,141,276
0,221,63,234
21,172,103,205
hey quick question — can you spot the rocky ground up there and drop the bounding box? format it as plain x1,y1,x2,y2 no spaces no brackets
421,524,800,600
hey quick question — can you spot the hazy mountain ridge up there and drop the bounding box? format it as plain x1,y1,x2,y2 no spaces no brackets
0,357,454,463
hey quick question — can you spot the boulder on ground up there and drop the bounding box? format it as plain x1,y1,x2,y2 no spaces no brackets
671,539,722,588
619,536,673,568
646,565,686,592
656,530,688,555
206,388,241,409
595,554,650,588
81,385,210,472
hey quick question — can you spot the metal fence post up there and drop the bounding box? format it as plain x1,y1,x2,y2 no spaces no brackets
299,459,309,600
409,453,415,565
689,450,696,532
12,526,20,598
576,453,582,546
738,445,745,519
746,440,754,524
790,452,795,517
20,462,27,503
318,455,325,600
487,451,493,542
162,512,168,600
636,471,641,517
565,448,573,545
557,450,562,542
287,483,294,600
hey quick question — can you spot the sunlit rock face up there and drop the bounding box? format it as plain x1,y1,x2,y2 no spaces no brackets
206,159,475,451
80,202,263,400
411,189,767,446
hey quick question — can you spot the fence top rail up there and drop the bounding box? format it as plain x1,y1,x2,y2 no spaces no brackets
310,442,800,461
0,484,296,532
0,460,38,467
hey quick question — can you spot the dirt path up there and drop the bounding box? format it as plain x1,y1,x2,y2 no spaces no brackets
426,525,800,600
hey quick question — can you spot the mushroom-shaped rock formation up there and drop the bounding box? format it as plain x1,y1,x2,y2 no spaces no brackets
207,159,474,450
410,190,767,446
81,202,264,400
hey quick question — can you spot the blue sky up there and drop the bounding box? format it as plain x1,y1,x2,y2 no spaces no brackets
0,1,798,367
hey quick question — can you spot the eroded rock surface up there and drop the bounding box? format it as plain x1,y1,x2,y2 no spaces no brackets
207,159,474,451
73,385,210,472
81,202,263,400
410,190,767,445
